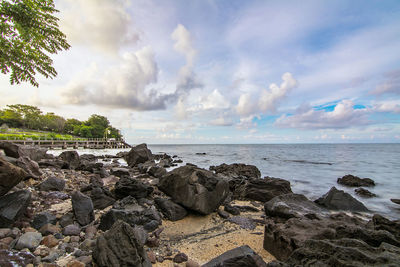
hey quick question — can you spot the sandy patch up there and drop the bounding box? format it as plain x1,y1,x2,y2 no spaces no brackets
151,200,275,266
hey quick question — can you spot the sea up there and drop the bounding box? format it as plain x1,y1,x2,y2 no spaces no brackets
49,143,400,220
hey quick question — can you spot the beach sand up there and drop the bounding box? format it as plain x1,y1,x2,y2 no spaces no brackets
152,200,275,266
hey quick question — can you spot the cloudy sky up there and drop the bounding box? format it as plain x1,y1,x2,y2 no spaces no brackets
1,0,400,144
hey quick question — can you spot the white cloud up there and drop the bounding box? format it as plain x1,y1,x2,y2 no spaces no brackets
370,69,400,95
174,96,188,120
276,100,370,129
259,72,298,113
373,101,400,113
200,89,230,110
58,0,138,54
236,115,257,129
236,73,298,117
210,116,233,127
171,24,202,92
236,93,256,117
61,46,172,110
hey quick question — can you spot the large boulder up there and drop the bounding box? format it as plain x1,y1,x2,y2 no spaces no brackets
337,174,375,187
154,198,187,221
286,238,400,266
203,245,267,267
0,190,31,227
263,212,400,261
71,191,94,226
158,165,229,215
315,187,369,212
241,177,292,202
90,187,115,210
114,177,153,200
124,143,153,167
38,158,68,169
0,156,29,196
38,177,65,192
264,193,326,219
210,163,261,179
0,142,48,161
59,150,80,169
98,196,161,232
15,156,42,179
92,220,151,267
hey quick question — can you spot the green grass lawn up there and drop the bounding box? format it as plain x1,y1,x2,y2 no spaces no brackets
0,128,82,140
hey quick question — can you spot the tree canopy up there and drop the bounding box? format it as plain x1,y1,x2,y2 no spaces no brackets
0,0,70,87
0,104,122,139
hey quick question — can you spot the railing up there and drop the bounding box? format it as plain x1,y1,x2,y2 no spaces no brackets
0,138,131,148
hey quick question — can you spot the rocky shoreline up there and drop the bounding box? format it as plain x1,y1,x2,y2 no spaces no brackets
0,141,399,266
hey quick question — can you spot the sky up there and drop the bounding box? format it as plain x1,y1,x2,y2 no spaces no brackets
1,0,400,144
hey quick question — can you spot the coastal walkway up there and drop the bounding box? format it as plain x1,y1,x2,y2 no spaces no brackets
0,138,131,149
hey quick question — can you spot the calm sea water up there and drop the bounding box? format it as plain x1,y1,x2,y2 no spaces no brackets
50,144,400,219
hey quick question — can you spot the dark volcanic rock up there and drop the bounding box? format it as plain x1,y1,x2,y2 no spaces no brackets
38,177,65,192
203,245,267,267
0,249,35,266
76,161,103,173
154,198,187,221
242,177,292,202
173,252,188,263
110,167,130,178
71,191,94,226
0,190,31,227
59,150,80,169
158,165,229,215
0,156,29,196
263,212,400,261
63,224,81,236
99,196,161,231
355,188,377,198
337,174,375,187
315,187,369,212
114,177,154,200
38,158,68,169
32,212,57,230
15,156,42,179
372,214,400,240
90,187,115,210
125,143,153,167
224,204,240,215
391,199,400,205
147,165,167,178
0,142,48,161
265,193,326,219
287,238,400,266
210,163,261,179
92,220,152,267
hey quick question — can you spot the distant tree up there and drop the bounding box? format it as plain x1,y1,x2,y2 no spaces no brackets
64,118,82,134
109,126,122,139
0,108,22,127
41,112,65,132
6,104,42,129
79,125,93,138
86,114,110,138
0,0,70,87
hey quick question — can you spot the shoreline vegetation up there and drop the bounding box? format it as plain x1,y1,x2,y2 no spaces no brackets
0,142,399,266
0,104,122,140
